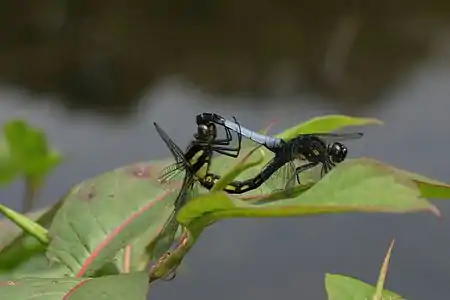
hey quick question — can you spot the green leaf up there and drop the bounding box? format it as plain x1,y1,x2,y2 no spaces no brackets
0,204,48,245
0,209,46,250
62,272,149,300
0,272,148,300
0,277,85,300
0,255,71,280
0,138,17,184
276,115,383,140
0,200,64,271
325,274,404,300
3,119,62,182
46,161,177,278
374,239,395,300
178,158,438,227
114,228,156,273
386,164,450,199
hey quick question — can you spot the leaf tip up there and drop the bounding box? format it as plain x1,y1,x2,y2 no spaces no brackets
374,239,396,300
369,118,384,125
427,204,441,218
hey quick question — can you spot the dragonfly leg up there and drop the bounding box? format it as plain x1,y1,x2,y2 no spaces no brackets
212,128,233,145
207,121,234,145
294,162,318,184
321,160,337,178
212,118,242,153
212,147,240,158
192,138,239,156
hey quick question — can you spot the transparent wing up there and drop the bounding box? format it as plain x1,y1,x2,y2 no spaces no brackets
264,160,295,191
154,122,189,167
281,162,298,191
154,122,191,184
159,162,187,184
152,173,197,258
307,132,363,141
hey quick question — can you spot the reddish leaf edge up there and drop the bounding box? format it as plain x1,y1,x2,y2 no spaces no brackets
75,190,172,277
62,278,91,300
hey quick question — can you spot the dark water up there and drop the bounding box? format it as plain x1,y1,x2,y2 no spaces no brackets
2,3,450,299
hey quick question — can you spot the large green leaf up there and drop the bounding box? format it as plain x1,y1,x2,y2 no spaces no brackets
0,277,85,300
178,158,438,228
113,226,160,273
46,161,177,278
0,254,70,280
63,272,148,300
0,272,148,300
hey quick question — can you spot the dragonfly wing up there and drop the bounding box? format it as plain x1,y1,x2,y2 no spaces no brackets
152,211,179,258
154,122,193,185
282,162,297,191
154,122,190,167
264,159,294,191
159,162,187,184
309,132,363,141
153,173,196,258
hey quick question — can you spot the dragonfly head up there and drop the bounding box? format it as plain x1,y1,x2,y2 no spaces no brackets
195,122,217,142
327,142,348,163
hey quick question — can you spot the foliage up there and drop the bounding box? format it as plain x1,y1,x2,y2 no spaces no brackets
0,115,449,299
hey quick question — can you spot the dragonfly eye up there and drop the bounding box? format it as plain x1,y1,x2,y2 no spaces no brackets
196,124,210,140
327,142,347,163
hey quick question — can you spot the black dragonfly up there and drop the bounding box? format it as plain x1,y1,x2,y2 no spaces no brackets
197,113,364,194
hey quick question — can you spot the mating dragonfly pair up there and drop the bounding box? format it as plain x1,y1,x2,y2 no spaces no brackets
152,113,363,278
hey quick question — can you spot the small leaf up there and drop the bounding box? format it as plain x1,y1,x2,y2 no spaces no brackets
276,115,382,140
0,204,48,245
0,139,17,185
325,274,404,300
373,239,395,300
3,120,62,182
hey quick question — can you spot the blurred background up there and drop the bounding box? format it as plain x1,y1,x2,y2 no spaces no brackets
1,1,450,299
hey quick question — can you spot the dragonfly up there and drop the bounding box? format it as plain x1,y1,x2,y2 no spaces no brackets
151,116,243,278
196,112,364,193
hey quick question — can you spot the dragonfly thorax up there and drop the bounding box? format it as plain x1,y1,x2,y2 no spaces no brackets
327,142,348,163
290,136,328,163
